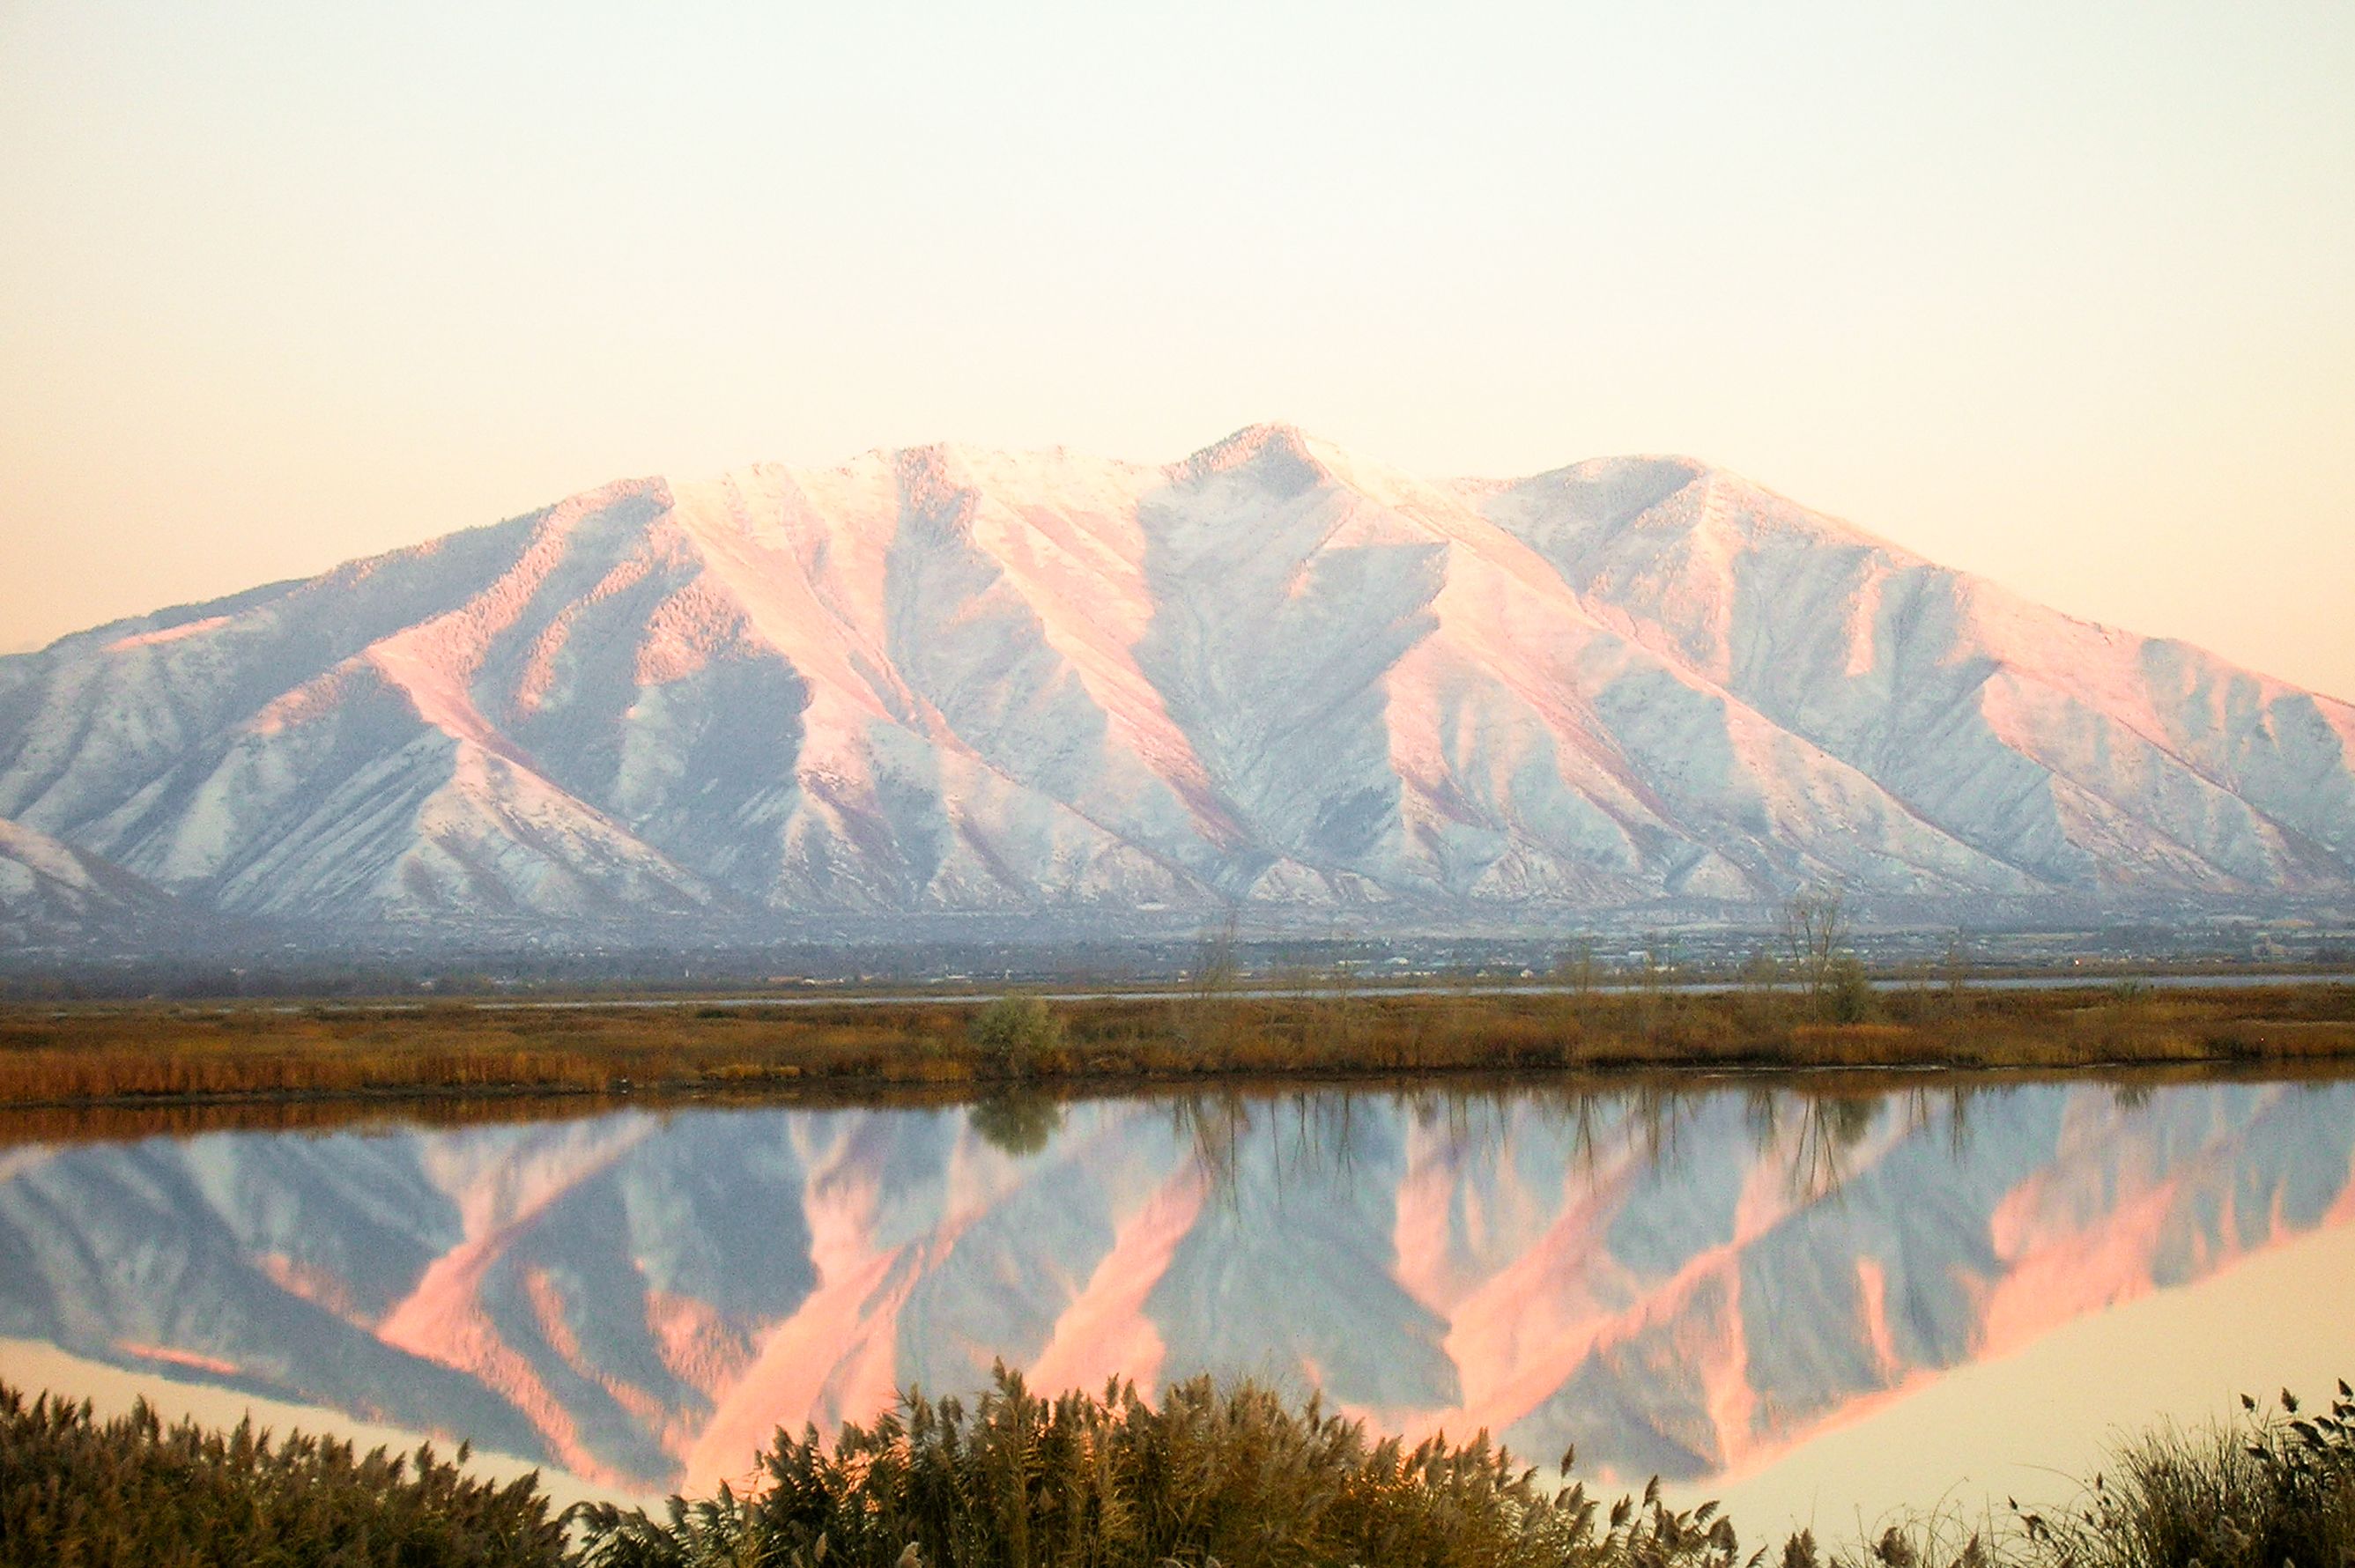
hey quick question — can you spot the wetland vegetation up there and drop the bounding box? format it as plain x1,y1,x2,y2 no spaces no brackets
7,1373,2349,1568
0,976,2351,1113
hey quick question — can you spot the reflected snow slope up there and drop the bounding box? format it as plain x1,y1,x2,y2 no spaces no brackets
1,1075,2350,1496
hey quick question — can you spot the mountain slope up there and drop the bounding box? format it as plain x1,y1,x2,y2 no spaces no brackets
2,1079,2346,1493
0,816,186,948
1471,459,2355,895
0,426,2347,934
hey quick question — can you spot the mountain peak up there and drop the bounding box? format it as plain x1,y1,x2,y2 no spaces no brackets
1181,421,1336,480
3,426,2350,942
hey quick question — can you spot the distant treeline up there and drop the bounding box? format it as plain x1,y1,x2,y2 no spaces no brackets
4,918,2347,1002
4,1372,2350,1568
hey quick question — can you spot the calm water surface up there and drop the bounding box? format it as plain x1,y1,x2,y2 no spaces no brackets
2,1071,2351,1535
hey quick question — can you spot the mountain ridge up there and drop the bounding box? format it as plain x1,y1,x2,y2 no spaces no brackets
0,814,189,948
3,1079,2346,1494
1,425,2348,942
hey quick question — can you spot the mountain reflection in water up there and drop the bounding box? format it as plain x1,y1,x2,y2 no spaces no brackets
0,1074,2349,1497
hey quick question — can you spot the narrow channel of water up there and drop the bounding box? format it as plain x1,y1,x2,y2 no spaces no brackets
1,1069,2349,1538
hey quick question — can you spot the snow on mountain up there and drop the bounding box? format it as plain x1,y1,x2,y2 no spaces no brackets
1470,458,2355,896
2,1078,2346,1493
0,426,2348,935
0,815,184,947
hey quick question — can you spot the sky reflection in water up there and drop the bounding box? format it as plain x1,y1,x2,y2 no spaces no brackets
0,1072,2349,1511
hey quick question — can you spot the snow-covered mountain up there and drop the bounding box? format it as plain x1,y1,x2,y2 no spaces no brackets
0,815,185,949
2,425,2348,937
3,1078,2348,1494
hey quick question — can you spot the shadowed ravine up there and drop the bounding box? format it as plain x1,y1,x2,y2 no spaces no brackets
0,1073,2349,1503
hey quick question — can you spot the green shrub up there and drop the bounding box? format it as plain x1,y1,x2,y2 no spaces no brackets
1823,956,1877,1024
966,1090,1064,1157
968,995,1063,1077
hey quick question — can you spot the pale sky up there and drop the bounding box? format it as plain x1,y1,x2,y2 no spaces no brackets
4,1,2351,698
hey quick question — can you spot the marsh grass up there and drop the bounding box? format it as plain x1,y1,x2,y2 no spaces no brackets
1,984,2351,1111
1778,1385,2355,1568
0,1383,566,1567
570,1365,1754,1568
7,1375,2351,1568
1992,1385,2355,1568
569,1375,2355,1568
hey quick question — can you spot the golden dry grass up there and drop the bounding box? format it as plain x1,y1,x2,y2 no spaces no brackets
0,982,2348,1111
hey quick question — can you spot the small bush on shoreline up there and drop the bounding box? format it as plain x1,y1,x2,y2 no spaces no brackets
967,995,1064,1078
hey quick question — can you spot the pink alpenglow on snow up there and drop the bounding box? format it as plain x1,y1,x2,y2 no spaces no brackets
1,426,2351,940
4,1080,2347,1497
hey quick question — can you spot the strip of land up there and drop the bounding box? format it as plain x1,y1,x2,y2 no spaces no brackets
1,979,2350,1113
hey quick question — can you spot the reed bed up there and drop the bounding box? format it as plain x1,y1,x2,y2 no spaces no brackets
574,1365,1746,1568
0,1383,564,1567
8,1374,2349,1568
0,983,2350,1111
1798,1384,2355,1568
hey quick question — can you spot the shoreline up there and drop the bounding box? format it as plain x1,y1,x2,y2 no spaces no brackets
1,978,2351,1122
1,1040,2351,1114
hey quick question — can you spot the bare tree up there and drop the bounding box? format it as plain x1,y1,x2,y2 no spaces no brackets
1552,936,1602,1000
1782,885,1876,1022
1781,886,1850,1003
1173,905,1243,1054
1942,931,1973,1004
1636,931,1677,1038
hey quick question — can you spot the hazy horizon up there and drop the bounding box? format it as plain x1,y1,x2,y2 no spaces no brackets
4,1,2352,699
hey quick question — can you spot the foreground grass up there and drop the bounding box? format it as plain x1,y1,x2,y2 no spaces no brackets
573,1369,1746,1568
5,1374,2350,1568
1797,1384,2355,1568
0,1383,564,1567
0,980,2351,1110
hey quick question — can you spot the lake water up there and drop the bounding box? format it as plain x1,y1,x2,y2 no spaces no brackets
3,1070,2351,1539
